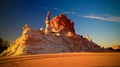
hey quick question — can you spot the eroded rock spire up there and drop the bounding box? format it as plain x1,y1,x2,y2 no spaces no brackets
45,11,51,34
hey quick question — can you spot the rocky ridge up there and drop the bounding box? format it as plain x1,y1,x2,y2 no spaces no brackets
1,11,102,56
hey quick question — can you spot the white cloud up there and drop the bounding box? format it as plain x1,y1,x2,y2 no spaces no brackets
52,8,60,11
82,14,120,22
63,11,76,15
40,7,120,22
40,7,60,12
41,7,76,15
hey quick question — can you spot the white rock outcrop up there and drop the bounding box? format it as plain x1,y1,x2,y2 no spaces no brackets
1,12,102,56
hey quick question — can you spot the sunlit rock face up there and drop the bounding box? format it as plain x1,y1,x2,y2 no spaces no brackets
50,14,75,34
45,11,75,36
1,12,102,56
112,45,120,50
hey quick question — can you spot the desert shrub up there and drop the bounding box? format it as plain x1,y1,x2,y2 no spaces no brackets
0,38,9,54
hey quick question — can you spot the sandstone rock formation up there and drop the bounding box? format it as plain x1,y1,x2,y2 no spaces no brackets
45,11,75,36
45,11,51,34
112,45,120,50
86,35,92,41
0,12,102,56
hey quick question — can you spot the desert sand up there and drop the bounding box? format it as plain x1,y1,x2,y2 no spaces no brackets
0,52,120,67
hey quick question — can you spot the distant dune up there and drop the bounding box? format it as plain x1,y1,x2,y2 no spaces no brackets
0,52,120,67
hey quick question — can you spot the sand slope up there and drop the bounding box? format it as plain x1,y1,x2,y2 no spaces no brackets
0,52,120,67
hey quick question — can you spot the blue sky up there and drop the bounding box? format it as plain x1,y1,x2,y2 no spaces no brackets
0,0,120,47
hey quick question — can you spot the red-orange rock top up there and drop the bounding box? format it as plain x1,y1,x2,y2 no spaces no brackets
50,14,75,34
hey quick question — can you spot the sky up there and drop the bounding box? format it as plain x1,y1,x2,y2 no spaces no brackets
0,0,120,47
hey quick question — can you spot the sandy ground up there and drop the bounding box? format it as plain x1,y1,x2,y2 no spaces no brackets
0,52,120,67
